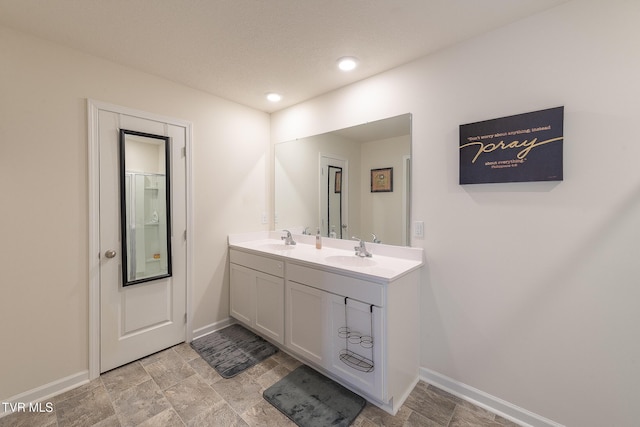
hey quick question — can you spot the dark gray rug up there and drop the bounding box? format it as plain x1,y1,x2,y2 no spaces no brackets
263,364,366,427
190,324,278,378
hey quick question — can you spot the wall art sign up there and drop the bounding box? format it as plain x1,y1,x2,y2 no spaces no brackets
459,106,564,184
371,167,393,192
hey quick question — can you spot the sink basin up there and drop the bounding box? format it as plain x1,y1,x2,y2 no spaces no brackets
258,243,296,251
324,255,376,267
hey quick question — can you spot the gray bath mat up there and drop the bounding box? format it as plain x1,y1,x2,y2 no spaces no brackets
191,324,277,378
263,364,366,427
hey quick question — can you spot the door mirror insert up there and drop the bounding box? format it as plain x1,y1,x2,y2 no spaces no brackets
119,129,172,286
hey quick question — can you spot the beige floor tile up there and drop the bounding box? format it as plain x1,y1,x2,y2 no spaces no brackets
403,381,456,425
187,400,249,427
210,374,264,415
254,364,291,391
173,342,201,362
164,374,223,424
359,403,413,427
188,356,224,385
101,361,151,396
137,408,184,427
111,378,171,426
240,399,297,427
144,349,197,390
403,409,445,427
56,384,116,427
448,406,505,427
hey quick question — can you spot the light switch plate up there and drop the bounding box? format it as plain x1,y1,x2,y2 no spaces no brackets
414,221,424,238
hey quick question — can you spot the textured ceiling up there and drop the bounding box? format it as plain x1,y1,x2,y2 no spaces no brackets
0,0,570,113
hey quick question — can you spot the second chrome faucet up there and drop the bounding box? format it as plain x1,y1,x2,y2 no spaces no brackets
352,236,373,258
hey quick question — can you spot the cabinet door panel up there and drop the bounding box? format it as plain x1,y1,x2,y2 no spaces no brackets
286,281,328,366
255,272,284,344
328,294,385,401
230,263,254,325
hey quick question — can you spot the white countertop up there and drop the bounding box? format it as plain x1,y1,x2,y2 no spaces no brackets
228,231,424,282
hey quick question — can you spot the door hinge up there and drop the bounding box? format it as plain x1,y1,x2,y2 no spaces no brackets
181,146,186,158
184,313,187,324
183,230,187,241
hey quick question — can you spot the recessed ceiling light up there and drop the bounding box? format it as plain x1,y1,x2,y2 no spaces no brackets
337,57,358,71
266,92,282,102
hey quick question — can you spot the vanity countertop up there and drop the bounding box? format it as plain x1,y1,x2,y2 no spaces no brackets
228,231,423,282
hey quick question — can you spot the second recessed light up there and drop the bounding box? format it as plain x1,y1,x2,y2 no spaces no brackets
266,92,282,102
337,57,358,71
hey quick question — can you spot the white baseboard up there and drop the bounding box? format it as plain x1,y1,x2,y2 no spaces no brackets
0,370,89,419
191,317,235,341
420,367,564,427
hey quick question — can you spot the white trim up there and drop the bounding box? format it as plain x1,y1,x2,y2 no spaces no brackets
87,99,194,380
87,100,101,380
184,120,194,344
0,371,89,418
192,317,236,341
401,154,410,246
420,367,565,427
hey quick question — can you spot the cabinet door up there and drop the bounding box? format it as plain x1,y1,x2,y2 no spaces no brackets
285,281,329,366
254,272,284,344
230,263,254,326
328,294,385,401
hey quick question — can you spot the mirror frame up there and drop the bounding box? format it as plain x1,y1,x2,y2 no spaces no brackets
119,129,172,287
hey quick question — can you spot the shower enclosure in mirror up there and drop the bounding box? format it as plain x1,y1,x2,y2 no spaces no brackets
119,129,172,286
275,113,412,246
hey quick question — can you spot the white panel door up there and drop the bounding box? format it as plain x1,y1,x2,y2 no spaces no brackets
98,110,187,373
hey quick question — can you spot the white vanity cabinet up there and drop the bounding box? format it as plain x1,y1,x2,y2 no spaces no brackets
229,249,285,344
228,233,423,415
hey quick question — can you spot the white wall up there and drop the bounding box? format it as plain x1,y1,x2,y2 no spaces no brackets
271,1,640,425
360,135,410,246
0,25,269,401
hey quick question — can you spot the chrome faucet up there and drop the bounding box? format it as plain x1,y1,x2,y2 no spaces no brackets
352,236,373,258
281,229,296,245
371,233,381,244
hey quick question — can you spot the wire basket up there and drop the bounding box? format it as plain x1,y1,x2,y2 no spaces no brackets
339,349,374,372
338,298,375,372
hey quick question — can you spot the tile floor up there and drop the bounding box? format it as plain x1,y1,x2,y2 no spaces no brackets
0,343,521,427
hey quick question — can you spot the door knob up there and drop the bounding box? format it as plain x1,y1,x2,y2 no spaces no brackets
105,249,117,259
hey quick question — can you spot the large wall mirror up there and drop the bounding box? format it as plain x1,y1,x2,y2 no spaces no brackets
275,113,412,246
119,129,172,286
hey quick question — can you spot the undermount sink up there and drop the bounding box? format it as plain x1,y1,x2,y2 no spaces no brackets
324,255,376,267
259,243,296,251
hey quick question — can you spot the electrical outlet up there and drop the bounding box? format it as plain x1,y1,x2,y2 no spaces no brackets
414,221,424,238
261,212,268,224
